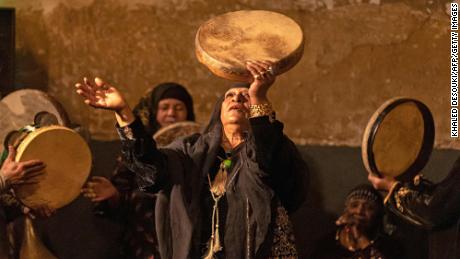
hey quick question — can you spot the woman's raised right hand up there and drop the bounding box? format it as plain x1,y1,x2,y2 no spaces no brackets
75,77,127,112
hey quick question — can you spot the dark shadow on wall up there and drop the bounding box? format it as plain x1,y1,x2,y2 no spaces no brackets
14,47,49,92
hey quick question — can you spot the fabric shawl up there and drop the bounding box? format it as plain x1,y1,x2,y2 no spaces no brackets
120,94,308,259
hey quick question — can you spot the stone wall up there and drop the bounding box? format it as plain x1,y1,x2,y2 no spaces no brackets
1,0,456,148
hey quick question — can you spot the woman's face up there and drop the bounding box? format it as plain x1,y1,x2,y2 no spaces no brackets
344,198,379,230
156,98,188,128
220,87,250,127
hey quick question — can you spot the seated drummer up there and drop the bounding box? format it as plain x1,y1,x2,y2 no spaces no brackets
311,184,404,259
81,82,195,258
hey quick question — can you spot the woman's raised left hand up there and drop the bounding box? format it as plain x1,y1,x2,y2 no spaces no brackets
246,60,276,104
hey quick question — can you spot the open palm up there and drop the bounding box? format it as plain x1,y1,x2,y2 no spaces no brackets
75,77,127,111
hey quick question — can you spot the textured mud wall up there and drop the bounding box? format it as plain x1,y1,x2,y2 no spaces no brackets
0,2,456,258
0,0,456,149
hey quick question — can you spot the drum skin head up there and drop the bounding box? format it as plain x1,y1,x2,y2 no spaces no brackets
0,89,70,154
153,121,201,147
362,97,435,181
1,89,70,127
196,10,304,82
14,126,91,209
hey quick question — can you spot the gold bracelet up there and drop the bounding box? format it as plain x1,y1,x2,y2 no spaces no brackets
249,103,274,118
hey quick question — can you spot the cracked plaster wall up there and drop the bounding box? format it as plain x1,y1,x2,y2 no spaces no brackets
0,0,456,149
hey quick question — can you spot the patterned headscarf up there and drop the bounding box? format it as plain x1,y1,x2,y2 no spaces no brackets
345,184,384,213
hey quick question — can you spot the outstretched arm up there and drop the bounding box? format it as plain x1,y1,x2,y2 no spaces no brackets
75,77,135,126
75,77,166,191
368,168,460,229
246,61,307,212
246,60,283,167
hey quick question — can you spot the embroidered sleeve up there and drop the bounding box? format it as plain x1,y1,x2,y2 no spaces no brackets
385,173,460,229
116,118,166,192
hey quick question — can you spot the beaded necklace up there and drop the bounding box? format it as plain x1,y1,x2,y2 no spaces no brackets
203,153,232,259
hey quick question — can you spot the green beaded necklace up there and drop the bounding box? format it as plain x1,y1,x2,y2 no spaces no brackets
204,154,232,259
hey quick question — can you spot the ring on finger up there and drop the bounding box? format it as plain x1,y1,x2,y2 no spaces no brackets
260,71,270,79
254,74,261,79
267,67,274,75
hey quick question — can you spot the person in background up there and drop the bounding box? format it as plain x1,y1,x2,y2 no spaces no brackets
311,184,404,259
82,82,195,258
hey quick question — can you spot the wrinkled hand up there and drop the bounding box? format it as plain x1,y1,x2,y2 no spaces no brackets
336,213,362,239
81,176,119,203
75,77,128,112
336,212,370,249
246,60,276,103
367,173,396,191
0,146,45,185
336,212,360,227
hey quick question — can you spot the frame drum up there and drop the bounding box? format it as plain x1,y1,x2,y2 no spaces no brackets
153,121,201,147
0,89,70,154
362,97,434,180
13,125,91,209
196,10,304,82
1,89,70,127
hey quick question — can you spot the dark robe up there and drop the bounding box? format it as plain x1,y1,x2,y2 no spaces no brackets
117,97,307,259
384,158,460,259
96,82,196,258
310,231,404,259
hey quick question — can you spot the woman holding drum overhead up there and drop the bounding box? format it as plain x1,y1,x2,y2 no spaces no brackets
81,82,196,258
75,59,307,258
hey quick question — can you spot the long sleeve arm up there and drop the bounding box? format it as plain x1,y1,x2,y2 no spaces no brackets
116,118,167,192
249,116,308,212
249,116,284,170
385,167,460,230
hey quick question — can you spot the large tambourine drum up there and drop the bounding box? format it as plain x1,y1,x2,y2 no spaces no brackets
362,97,435,181
1,89,70,126
153,121,201,147
195,10,304,82
0,89,70,154
13,125,91,209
